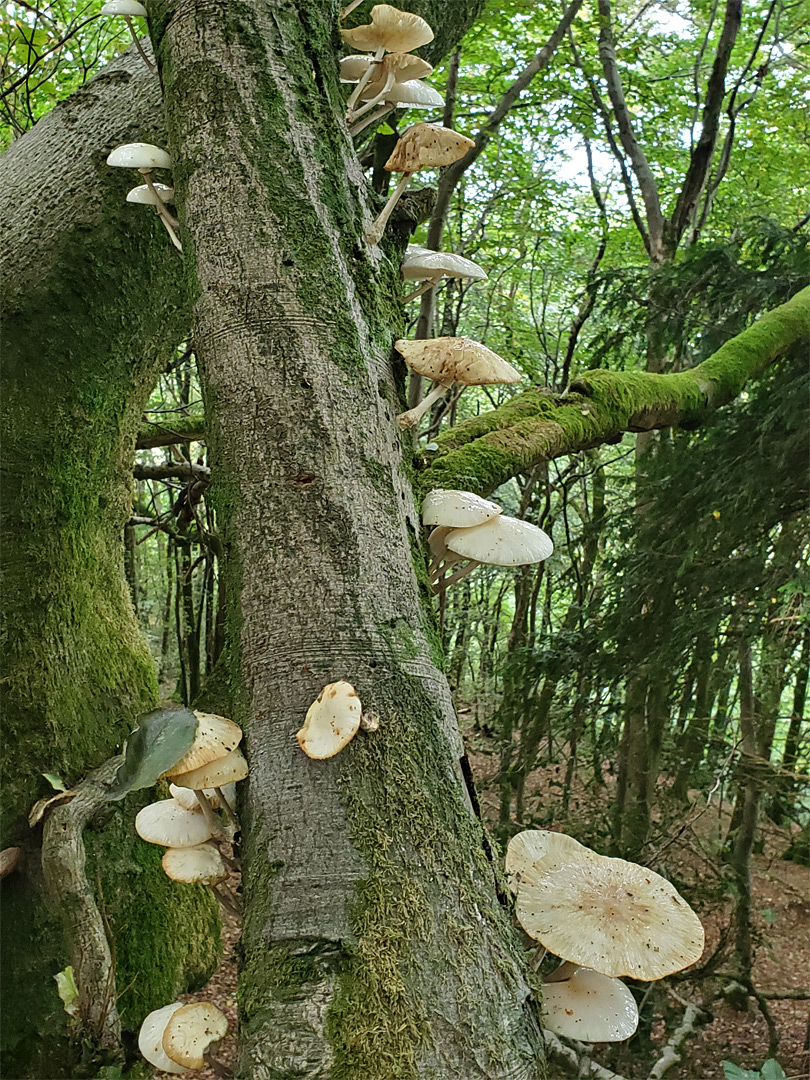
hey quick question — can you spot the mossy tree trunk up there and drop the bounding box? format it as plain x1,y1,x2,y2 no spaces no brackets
0,48,220,1078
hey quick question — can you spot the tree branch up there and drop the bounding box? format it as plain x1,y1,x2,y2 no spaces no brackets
136,414,206,448
133,461,210,481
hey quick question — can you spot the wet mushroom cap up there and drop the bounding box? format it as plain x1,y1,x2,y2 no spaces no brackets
394,337,520,386
106,142,172,170
445,514,553,567
385,123,474,172
171,746,249,790
127,183,175,205
542,967,639,1043
381,80,444,109
341,4,434,54
401,250,487,283
297,680,362,760
422,489,502,528
161,711,243,777
135,799,214,848
162,1002,228,1070
515,839,705,980
138,1002,191,1074
101,0,147,13
162,843,227,886
505,829,584,894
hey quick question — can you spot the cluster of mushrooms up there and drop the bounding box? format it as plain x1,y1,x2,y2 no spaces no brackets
506,830,705,1042
138,999,228,1074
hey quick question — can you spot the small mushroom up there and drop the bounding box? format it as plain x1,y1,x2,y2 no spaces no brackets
349,79,444,136
101,1,155,75
162,843,227,886
401,249,487,303
422,489,502,528
134,799,214,848
365,123,473,244
161,711,243,777
107,142,181,251
138,1002,190,1074
296,681,362,760
344,52,433,121
395,336,520,430
342,5,434,117
162,1002,228,1070
437,514,553,593
126,182,175,205
170,746,249,792
169,781,236,814
541,966,639,1043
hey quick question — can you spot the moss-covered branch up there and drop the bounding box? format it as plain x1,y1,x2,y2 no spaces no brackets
136,413,206,448
420,284,810,495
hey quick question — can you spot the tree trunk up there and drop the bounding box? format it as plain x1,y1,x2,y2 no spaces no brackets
152,2,544,1076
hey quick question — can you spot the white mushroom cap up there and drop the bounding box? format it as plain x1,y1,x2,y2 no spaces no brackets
102,0,147,13
542,967,639,1043
422,489,502,528
342,53,433,87
427,526,461,566
340,55,373,83
171,746,249,790
135,799,214,848
169,782,236,811
138,1003,191,1074
445,514,553,567
395,337,521,387
402,250,487,283
163,1002,228,1070
514,835,705,980
297,681,362,760
161,711,243,777
126,183,175,205
385,123,474,173
381,80,444,109
341,5,434,54
162,843,227,886
506,829,584,894
106,142,172,170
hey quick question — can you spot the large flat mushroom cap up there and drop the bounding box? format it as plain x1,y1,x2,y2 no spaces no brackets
394,337,520,386
106,142,172,170
138,1002,191,1074
542,967,639,1042
422,489,502,528
385,123,474,173
515,849,705,980
162,843,227,886
505,829,583,894
162,1002,228,1070
161,711,243,777
401,250,487,283
135,800,214,848
341,5,434,54
383,80,444,108
446,514,553,567
297,681,362,760
171,746,249,791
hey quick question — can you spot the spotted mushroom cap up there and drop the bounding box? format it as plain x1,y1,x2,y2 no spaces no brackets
514,834,705,980
394,337,520,387
445,514,553,567
162,843,227,886
161,711,243,778
541,967,639,1043
162,1002,228,1070
135,800,214,848
505,829,583,894
384,123,474,173
341,5,434,54
422,489,502,528
138,1003,191,1074
171,747,249,791
296,681,362,760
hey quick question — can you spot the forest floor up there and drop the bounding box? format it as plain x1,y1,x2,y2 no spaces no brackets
153,733,809,1080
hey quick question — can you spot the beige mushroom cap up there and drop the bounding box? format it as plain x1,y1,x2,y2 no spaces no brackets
161,711,243,777
342,53,433,88
341,5,434,54
515,838,705,980
394,337,521,387
162,843,227,886
102,0,147,14
138,1002,190,1074
385,123,474,173
171,747,249,791
505,829,584,894
163,1002,228,1070
169,782,237,811
297,681,362,760
401,250,487,283
542,967,639,1043
135,800,214,848
422,489,502,528
446,514,553,567
382,80,444,109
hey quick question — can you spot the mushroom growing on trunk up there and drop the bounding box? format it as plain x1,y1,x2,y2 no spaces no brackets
341,4,434,118
400,249,488,303
437,513,553,593
296,681,363,759
106,142,181,250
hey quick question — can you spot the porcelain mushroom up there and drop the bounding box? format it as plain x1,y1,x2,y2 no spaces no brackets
365,123,473,245
162,1002,228,1071
101,1,155,75
541,966,639,1043
126,182,175,205
107,142,182,251
342,5,434,116
423,490,504,583
162,843,227,886
344,52,433,122
138,1002,190,1074
505,828,583,894
436,514,553,594
401,249,487,304
349,78,445,136
297,681,362,759
161,711,243,831
135,799,214,848
395,336,520,431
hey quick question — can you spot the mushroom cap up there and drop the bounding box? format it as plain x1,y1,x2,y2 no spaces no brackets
162,843,227,886
138,1003,191,1074
542,967,639,1043
162,1002,228,1070
341,5,434,54
427,526,463,566
161,711,243,777
401,250,487,283
135,799,214,848
126,183,175,205
106,142,172,170
422,489,502,528
296,681,362,760
445,514,553,567
382,80,444,109
506,829,583,894
342,53,433,87
169,782,236,811
171,746,249,791
385,123,474,173
514,836,705,980
394,337,521,387
102,0,147,13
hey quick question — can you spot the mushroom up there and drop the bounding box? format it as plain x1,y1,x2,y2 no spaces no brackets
505,828,583,894
162,1002,228,1070
138,1002,190,1075
513,832,705,981
541,966,639,1043
401,249,488,304
394,336,520,430
161,712,243,832
427,525,463,584
100,1,155,75
106,142,182,251
342,5,434,117
126,182,175,205
422,489,502,528
162,843,227,886
171,747,247,831
365,123,474,244
169,781,237,814
346,53,435,122
437,514,553,593
134,799,214,849
296,681,362,760
348,79,445,136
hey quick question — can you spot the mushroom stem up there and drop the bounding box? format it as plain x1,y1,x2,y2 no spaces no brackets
140,170,183,252
396,380,451,429
365,172,412,244
124,16,156,75
340,0,364,17
349,104,392,138
212,882,242,919
544,959,578,982
213,788,239,829
345,45,385,114
432,557,482,595
347,71,395,122
402,274,442,304
194,790,227,840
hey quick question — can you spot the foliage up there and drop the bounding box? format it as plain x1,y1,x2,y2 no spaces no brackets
105,706,198,800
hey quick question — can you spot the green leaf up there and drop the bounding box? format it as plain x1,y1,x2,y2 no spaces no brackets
378,122,395,134
760,1061,787,1080
105,707,198,801
54,966,79,1017
42,772,67,792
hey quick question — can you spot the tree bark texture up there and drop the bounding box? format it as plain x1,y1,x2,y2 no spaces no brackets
151,2,542,1078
